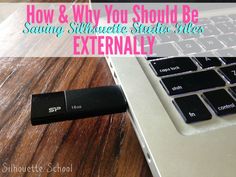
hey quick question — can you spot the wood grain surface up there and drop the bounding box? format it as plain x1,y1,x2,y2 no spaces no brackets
0,58,153,177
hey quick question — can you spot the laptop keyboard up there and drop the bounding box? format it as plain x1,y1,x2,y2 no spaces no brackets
152,57,236,124
145,14,236,124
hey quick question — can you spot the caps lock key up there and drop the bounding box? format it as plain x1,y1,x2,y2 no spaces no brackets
151,57,197,77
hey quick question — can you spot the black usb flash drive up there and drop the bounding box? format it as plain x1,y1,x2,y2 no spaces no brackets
31,86,128,125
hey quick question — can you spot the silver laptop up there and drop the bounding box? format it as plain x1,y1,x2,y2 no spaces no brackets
91,1,236,177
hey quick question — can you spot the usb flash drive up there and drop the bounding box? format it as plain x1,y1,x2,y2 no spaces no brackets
31,86,128,125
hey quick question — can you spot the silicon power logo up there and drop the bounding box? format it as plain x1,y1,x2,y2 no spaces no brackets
48,107,61,113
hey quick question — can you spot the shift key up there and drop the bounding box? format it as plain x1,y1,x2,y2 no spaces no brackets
161,70,225,95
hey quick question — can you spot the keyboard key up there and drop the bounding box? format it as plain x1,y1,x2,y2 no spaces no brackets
229,14,236,21
195,57,222,68
203,89,236,116
216,48,236,57
151,57,197,76
145,56,163,60
179,33,201,40
211,16,230,23
216,22,235,34
161,70,225,95
136,34,155,46
198,37,224,50
221,57,236,64
158,33,179,43
202,24,221,36
151,43,179,57
197,18,212,25
194,52,216,57
177,40,202,54
219,65,236,83
218,34,236,47
229,86,236,97
173,95,212,123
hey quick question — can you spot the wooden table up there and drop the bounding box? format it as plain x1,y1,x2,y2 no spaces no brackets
0,58,152,177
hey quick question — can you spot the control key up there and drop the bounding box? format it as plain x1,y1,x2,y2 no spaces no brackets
203,89,236,116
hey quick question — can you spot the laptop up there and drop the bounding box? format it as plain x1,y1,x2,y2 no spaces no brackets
90,0,236,176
